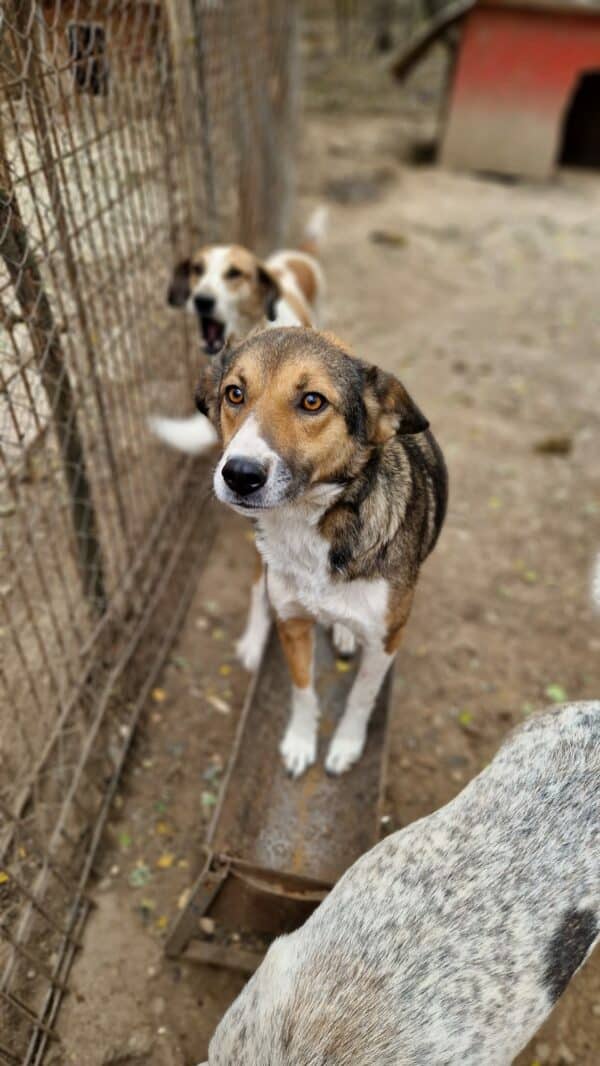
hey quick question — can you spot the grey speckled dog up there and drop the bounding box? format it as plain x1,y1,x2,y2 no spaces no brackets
199,701,599,1066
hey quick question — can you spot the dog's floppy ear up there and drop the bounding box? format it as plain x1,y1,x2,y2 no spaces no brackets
194,344,232,423
364,365,429,443
167,259,191,307
257,264,281,322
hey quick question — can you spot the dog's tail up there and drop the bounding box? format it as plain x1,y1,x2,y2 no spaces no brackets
299,205,328,258
148,412,218,455
592,552,600,613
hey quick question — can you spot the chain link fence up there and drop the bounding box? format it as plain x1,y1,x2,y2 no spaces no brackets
0,2,297,1061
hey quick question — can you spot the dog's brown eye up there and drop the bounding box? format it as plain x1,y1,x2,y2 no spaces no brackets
191,262,204,277
225,384,245,406
300,392,327,413
225,266,243,280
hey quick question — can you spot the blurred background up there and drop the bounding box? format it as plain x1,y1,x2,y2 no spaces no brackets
0,1,599,1063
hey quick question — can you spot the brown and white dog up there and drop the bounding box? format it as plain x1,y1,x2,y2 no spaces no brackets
196,328,448,776
149,211,327,670
165,207,327,355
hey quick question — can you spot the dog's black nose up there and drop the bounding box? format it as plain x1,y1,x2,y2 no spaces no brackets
194,294,216,314
222,457,267,497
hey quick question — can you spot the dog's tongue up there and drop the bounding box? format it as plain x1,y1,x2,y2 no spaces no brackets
205,319,221,346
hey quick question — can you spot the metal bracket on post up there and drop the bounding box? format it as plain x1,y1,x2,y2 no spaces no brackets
165,852,230,959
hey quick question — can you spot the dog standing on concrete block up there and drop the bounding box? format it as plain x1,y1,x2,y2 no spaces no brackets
197,327,448,776
198,700,599,1065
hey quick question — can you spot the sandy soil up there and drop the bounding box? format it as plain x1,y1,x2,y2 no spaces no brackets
54,58,600,1066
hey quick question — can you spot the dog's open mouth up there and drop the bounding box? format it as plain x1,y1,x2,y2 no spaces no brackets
199,315,225,355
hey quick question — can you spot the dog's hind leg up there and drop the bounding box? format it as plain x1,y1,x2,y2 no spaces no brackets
276,616,319,778
325,641,394,775
236,558,271,673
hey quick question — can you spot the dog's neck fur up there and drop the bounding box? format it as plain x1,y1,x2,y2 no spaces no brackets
254,441,408,581
254,425,445,594
256,482,391,648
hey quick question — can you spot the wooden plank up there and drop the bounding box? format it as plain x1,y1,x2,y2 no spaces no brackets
184,940,264,976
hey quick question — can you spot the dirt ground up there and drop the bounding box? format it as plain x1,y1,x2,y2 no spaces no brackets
55,52,600,1066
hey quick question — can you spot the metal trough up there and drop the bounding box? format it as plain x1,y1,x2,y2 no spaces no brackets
166,625,392,972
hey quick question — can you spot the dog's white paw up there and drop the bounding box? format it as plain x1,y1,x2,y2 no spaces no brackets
332,623,357,659
236,629,265,673
325,724,367,775
280,726,317,778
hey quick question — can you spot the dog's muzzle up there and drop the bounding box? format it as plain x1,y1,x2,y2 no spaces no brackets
221,457,267,497
193,294,226,355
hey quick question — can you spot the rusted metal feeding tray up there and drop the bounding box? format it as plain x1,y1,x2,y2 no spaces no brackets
166,626,392,973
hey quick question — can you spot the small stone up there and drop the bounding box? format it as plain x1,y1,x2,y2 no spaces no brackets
152,996,166,1017
199,916,216,936
557,1044,575,1065
535,1043,550,1063
447,754,468,769
592,1003,600,1017
126,1031,153,1056
414,754,436,770
147,966,157,979
533,434,573,456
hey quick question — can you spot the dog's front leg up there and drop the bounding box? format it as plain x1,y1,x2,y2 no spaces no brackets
236,554,270,672
326,641,394,775
276,615,319,778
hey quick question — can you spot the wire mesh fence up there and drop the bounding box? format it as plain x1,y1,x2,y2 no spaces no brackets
0,1,297,1061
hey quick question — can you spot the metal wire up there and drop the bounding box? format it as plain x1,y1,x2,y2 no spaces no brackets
0,1,297,1059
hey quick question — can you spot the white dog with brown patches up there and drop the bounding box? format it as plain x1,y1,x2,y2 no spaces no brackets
150,210,327,673
163,206,326,353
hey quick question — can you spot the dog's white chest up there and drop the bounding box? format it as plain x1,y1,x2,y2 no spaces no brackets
257,503,389,643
